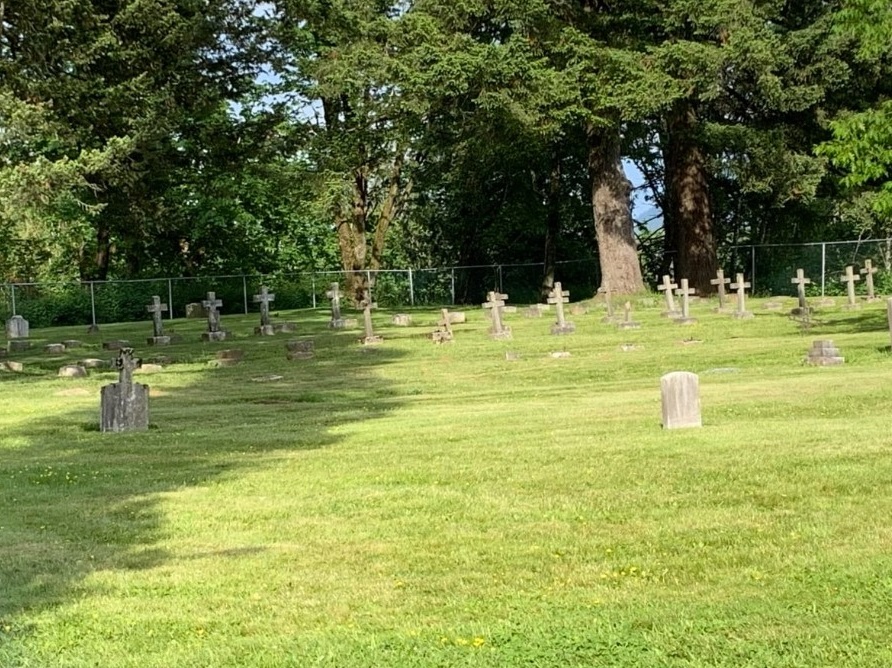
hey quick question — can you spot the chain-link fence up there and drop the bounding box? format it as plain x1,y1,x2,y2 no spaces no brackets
3,239,892,329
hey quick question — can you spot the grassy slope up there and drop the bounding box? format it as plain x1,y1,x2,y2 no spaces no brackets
2,297,892,667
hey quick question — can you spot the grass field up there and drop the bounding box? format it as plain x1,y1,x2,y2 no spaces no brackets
2,295,892,667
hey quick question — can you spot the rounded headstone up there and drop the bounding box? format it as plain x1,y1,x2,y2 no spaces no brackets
58,365,87,378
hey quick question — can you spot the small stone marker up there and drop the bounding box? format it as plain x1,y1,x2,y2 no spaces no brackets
448,312,467,324
80,358,109,369
2,360,23,372
360,290,383,345
660,371,702,429
327,283,346,328
548,282,575,334
102,340,130,351
7,340,30,352
861,260,879,301
253,285,276,335
549,351,571,358
201,292,227,341
598,285,616,323
839,266,861,309
286,339,315,360
805,340,844,366
431,308,454,343
100,348,149,433
483,290,512,340
273,322,296,333
6,315,29,339
62,339,83,348
45,343,66,354
214,349,244,367
146,295,171,345
392,314,412,327
730,273,753,319
674,279,697,325
791,269,811,315
58,364,87,378
710,269,731,311
617,301,640,329
657,275,680,318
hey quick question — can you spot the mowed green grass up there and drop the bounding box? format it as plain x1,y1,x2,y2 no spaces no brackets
2,296,892,667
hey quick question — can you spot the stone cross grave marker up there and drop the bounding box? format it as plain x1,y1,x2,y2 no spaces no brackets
710,269,731,311
861,260,879,301
146,295,170,345
360,290,383,344
660,371,702,429
548,282,575,334
657,275,680,318
6,314,29,339
254,285,276,335
618,300,640,329
674,279,697,325
598,285,616,323
839,265,861,309
483,291,512,339
326,282,346,328
100,347,149,432
791,269,811,315
201,291,227,341
431,308,454,343
805,339,844,366
730,273,753,319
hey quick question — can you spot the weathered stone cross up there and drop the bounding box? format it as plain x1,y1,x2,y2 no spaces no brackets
730,273,753,319
710,269,730,310
359,289,381,343
115,347,141,387
597,285,615,321
431,308,454,344
326,282,343,323
860,260,878,300
840,265,861,309
657,275,679,316
791,269,811,312
146,295,168,338
548,282,570,325
253,285,276,327
203,291,223,333
483,290,510,338
674,278,696,323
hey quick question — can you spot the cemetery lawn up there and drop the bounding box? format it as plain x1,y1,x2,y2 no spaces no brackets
4,298,892,667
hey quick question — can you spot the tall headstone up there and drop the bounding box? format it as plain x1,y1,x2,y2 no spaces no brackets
327,282,346,328
100,348,149,433
674,279,697,325
790,269,811,316
201,292,227,341
483,291,512,340
548,282,575,334
710,269,731,312
253,285,276,335
657,275,680,318
660,372,702,429
359,289,383,345
6,315,29,339
839,265,861,309
146,296,171,345
861,260,879,301
730,273,753,319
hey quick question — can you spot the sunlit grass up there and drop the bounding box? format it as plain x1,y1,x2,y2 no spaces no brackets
2,296,892,666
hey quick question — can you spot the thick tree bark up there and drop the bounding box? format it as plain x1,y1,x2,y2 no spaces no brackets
540,151,561,300
663,99,717,294
586,121,645,294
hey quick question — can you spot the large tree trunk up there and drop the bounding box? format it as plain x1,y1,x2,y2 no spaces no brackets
586,121,644,294
663,99,717,294
540,150,561,300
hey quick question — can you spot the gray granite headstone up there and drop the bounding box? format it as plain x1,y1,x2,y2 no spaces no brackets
45,343,66,354
392,314,412,326
661,371,702,429
58,364,86,378
6,315,29,339
286,339,315,360
100,348,149,432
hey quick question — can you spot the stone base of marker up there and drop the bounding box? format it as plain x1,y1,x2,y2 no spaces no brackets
660,371,702,429
790,306,811,317
63,340,83,348
214,349,244,367
81,358,109,369
7,340,30,352
430,330,453,344
254,325,275,336
273,322,297,333
551,322,576,335
360,335,384,345
147,336,171,346
392,314,412,326
805,340,844,366
732,311,754,320
617,319,641,330
103,340,130,351
286,340,315,360
58,365,87,378
331,318,359,329
2,361,23,372
202,330,228,342
100,381,149,433
45,343,66,354
6,315,29,339
488,326,512,341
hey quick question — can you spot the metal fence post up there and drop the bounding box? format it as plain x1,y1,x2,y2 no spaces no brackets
311,275,317,309
408,269,415,306
89,282,97,328
498,265,503,292
10,284,16,316
821,242,826,296
167,278,174,320
450,269,455,305
242,275,249,314
750,246,756,293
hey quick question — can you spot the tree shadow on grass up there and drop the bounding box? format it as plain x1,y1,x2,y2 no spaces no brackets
0,316,406,644
796,308,888,336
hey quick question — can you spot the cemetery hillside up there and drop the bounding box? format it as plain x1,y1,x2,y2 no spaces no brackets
4,0,892,666
3,288,892,666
